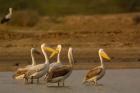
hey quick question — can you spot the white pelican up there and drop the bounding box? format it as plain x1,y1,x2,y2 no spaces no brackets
45,47,74,86
23,43,56,84
82,49,111,86
13,48,40,80
1,8,12,24
49,44,62,72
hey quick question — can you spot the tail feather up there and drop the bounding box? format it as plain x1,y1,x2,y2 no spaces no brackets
13,74,25,80
1,18,10,24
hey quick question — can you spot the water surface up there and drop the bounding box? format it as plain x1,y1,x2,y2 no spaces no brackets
0,70,140,93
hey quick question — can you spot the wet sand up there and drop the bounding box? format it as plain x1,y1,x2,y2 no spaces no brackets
0,69,140,93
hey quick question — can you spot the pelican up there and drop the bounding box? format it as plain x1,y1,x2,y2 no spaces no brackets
23,43,56,84
82,49,111,86
1,8,12,24
49,44,62,72
13,48,40,80
45,47,74,86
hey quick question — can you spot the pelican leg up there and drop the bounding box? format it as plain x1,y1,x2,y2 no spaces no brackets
94,80,97,86
90,82,95,86
91,80,97,86
62,80,65,86
37,78,39,84
58,82,60,86
24,78,28,84
44,76,46,80
44,75,48,81
46,82,48,86
31,76,33,84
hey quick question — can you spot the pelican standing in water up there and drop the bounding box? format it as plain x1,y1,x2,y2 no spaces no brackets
83,49,111,86
13,48,40,80
49,44,62,72
45,47,74,86
23,43,56,84
1,8,12,24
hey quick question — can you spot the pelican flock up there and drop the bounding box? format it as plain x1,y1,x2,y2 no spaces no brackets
13,43,56,84
12,42,112,87
83,49,111,86
1,8,12,24
0,6,130,91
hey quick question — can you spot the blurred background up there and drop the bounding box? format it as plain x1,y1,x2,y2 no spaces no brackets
0,0,140,70
1,0,140,15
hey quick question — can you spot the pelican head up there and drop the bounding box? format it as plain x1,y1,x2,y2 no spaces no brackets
99,49,111,60
56,44,62,52
31,48,41,55
49,44,62,58
41,43,46,48
31,48,37,52
9,8,12,13
43,44,61,58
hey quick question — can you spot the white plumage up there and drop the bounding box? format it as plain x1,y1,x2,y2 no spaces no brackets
24,43,50,84
13,48,39,80
49,44,63,72
83,49,111,86
45,47,74,86
1,8,12,24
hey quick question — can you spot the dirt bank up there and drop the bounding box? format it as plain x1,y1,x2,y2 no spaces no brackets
0,13,140,71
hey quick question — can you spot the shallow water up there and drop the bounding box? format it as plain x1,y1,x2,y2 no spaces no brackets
0,70,140,93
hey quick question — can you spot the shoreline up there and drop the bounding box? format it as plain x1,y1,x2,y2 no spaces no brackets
0,47,140,71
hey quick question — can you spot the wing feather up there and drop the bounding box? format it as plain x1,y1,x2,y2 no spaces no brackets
85,66,103,80
48,65,71,79
13,69,28,79
24,64,48,78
